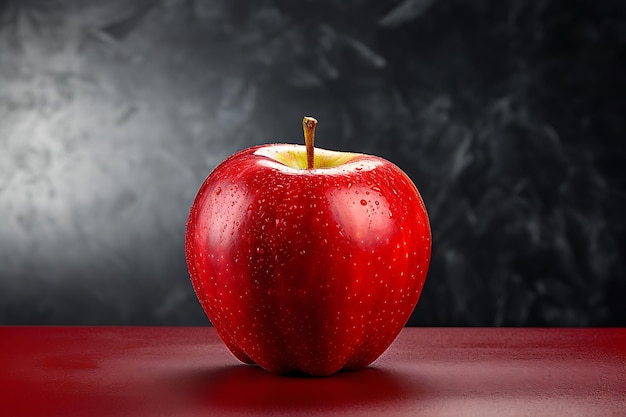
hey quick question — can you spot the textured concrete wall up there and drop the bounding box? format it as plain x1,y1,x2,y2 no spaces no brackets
0,0,624,325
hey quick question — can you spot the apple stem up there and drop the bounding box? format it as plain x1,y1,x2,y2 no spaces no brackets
303,116,317,169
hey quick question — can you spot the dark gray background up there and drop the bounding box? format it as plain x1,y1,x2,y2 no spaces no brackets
1,0,624,326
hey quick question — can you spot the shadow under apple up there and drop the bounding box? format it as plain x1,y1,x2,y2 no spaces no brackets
179,364,414,412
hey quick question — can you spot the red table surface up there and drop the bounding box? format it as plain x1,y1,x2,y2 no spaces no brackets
0,327,624,417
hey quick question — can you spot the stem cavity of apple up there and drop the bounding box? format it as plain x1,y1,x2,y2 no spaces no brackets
303,116,318,170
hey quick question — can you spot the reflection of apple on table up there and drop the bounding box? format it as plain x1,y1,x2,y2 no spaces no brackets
186,117,432,376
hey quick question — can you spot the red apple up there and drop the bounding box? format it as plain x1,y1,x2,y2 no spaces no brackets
186,117,431,376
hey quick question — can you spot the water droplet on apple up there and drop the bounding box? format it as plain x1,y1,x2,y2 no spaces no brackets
215,187,222,195
360,199,367,206
355,166,363,171
375,201,379,205
256,247,265,254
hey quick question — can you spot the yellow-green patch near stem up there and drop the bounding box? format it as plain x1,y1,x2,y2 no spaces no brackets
271,147,360,169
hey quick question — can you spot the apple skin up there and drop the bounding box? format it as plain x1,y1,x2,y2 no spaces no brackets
185,144,431,376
